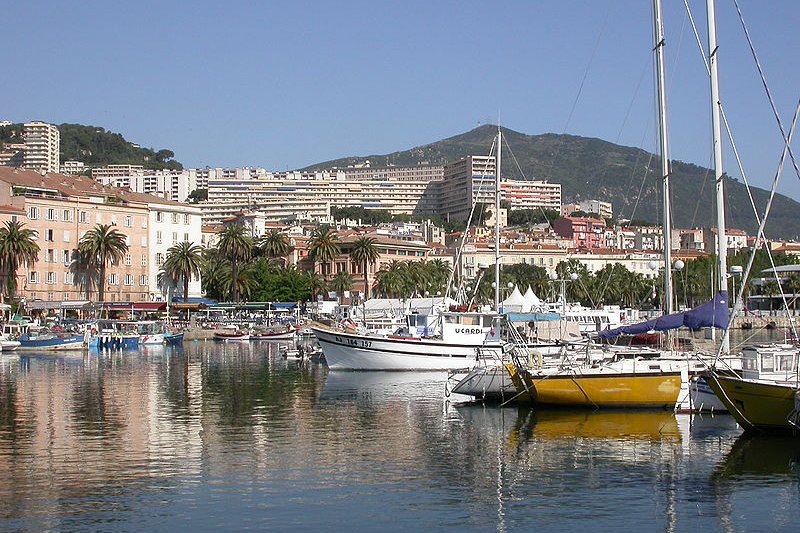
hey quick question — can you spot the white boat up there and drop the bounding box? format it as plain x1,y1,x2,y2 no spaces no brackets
311,309,504,370
213,328,250,341
0,335,20,351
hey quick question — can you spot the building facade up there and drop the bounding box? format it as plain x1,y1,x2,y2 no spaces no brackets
23,122,60,173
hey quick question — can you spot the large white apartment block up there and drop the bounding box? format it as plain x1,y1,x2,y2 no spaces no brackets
501,179,561,211
23,121,60,173
206,166,441,219
440,155,496,222
149,202,203,300
579,199,613,219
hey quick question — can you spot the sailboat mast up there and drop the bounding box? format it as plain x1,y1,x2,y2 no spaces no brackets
707,0,729,354
494,126,502,312
653,0,674,315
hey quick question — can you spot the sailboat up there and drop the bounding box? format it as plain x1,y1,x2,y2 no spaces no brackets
697,0,800,433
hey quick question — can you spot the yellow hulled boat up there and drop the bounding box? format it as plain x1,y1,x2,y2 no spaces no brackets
703,344,800,435
506,361,682,409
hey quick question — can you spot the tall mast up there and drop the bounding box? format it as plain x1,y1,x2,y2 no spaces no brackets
494,126,502,311
653,0,674,315
707,0,729,353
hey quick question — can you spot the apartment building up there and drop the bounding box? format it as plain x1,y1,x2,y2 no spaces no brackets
23,122,60,173
439,155,496,222
0,167,201,306
149,201,203,300
552,216,607,250
501,179,562,211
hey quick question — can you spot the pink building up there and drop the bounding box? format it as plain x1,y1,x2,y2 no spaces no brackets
552,216,606,250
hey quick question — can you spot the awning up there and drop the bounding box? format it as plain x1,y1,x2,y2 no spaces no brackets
98,302,167,311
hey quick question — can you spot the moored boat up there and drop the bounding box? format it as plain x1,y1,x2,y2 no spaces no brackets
250,326,296,341
18,331,86,351
311,309,504,371
214,328,250,341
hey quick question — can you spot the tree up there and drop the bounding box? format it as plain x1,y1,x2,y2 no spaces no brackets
331,271,353,301
308,225,340,281
0,221,39,301
349,236,380,300
78,224,129,302
217,224,253,303
187,188,208,203
306,272,327,301
162,241,204,302
259,229,292,266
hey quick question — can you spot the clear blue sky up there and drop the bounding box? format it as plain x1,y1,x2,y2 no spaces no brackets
6,1,800,201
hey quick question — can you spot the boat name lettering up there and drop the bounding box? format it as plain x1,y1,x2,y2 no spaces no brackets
455,328,483,334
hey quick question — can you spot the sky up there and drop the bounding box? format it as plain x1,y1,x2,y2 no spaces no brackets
6,1,800,201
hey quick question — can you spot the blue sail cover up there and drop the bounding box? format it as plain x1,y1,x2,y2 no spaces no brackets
598,291,729,339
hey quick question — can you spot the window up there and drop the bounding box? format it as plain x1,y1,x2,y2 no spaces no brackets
29,272,39,284
109,273,119,285
156,231,162,244
63,292,70,301
46,208,57,221
156,253,164,267
141,236,147,247
124,274,133,286
63,209,73,222
172,232,178,244
125,254,132,266
125,235,131,246
46,272,56,284
47,292,54,301
171,213,179,224
45,229,54,242
62,250,70,264
63,230,70,242
11,215,17,222
184,233,189,242
124,216,132,227
27,206,39,219
79,210,88,223
156,212,163,222
141,255,147,266
184,214,190,224
139,274,148,286
46,249,55,263
64,272,74,285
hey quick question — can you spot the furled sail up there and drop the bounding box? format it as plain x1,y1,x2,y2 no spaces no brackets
598,291,729,339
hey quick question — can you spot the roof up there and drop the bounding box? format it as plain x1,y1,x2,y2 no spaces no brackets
0,167,187,208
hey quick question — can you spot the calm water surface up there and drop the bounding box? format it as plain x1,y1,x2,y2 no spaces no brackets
0,339,798,532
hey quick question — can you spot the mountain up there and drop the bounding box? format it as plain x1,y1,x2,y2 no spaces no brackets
0,123,183,171
305,125,800,240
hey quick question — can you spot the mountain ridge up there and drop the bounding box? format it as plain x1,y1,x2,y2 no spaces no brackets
304,124,800,240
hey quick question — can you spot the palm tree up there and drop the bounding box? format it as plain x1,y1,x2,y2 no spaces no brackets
306,272,328,301
78,224,129,302
308,225,340,281
259,229,292,266
69,249,100,301
331,271,353,302
162,241,204,302
217,224,253,303
0,220,39,301
349,236,379,301
200,250,230,301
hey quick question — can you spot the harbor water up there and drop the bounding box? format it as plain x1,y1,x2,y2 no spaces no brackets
0,338,798,532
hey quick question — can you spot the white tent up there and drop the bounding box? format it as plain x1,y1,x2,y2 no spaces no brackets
500,286,529,313
523,286,543,310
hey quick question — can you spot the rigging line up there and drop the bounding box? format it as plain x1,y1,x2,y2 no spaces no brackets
733,0,800,182
615,59,649,144
717,98,800,360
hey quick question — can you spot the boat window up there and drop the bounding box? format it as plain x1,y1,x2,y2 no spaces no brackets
761,353,774,372
743,356,757,371
415,315,427,327
444,315,458,324
777,354,797,371
483,316,496,327
461,316,479,326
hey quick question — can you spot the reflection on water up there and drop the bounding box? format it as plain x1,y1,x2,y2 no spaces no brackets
0,342,798,532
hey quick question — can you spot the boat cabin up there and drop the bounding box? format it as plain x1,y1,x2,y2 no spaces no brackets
741,344,799,382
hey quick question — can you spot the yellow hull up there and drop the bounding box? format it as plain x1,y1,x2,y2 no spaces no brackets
531,410,681,441
507,364,681,408
704,373,799,434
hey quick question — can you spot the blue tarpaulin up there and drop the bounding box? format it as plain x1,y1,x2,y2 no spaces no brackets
598,291,729,339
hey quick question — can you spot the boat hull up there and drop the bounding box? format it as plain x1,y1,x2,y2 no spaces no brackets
509,364,682,408
311,326,500,371
251,331,295,341
703,372,799,434
18,334,86,351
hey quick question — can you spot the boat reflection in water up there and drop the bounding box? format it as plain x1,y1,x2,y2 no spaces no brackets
714,434,800,481
321,370,452,402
